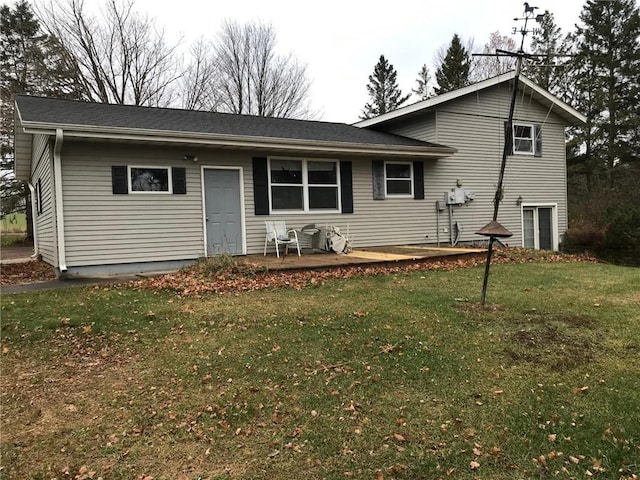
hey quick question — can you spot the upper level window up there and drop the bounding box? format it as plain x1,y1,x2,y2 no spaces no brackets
385,162,413,197
269,158,339,212
129,166,171,193
513,123,535,155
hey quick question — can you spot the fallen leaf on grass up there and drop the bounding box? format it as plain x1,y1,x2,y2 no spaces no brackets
380,344,395,354
393,433,406,443
470,460,480,470
573,386,589,394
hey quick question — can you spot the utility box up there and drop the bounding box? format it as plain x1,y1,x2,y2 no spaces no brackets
447,187,466,205
445,187,475,205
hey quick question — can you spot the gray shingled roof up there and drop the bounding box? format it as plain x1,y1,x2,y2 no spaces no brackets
15,95,453,150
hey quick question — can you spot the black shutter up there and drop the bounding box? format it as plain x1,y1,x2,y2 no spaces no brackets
340,161,353,213
372,160,385,200
413,161,424,200
252,157,269,215
534,124,542,157
172,167,187,194
112,166,128,194
504,121,513,156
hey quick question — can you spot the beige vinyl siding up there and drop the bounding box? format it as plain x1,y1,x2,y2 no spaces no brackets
61,141,441,267
422,82,568,247
31,135,58,266
61,142,207,266
382,112,437,143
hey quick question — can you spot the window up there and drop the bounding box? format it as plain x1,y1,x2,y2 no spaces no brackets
34,178,43,215
269,158,339,212
385,162,413,197
129,166,172,193
513,123,534,155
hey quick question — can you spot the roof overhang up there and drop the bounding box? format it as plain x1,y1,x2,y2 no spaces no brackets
17,120,457,160
355,71,587,128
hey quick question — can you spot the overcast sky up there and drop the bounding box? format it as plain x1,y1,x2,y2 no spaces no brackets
133,0,586,123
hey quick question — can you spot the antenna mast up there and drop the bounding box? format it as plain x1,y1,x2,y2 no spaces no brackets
476,3,546,305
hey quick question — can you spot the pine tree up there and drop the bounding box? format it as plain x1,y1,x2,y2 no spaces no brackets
570,0,640,190
525,11,567,95
412,64,432,101
434,34,471,95
361,55,410,119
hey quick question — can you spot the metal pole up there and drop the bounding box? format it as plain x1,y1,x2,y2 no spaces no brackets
480,9,531,305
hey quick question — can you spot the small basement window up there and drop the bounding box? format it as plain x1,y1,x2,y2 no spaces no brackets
129,166,172,193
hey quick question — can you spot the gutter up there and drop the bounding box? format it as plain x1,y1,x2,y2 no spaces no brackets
27,182,39,258
20,125,457,158
53,128,67,272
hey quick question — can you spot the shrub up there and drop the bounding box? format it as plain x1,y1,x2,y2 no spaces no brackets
562,220,606,252
598,202,640,265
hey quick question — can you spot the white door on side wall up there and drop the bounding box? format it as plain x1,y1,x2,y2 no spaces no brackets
203,168,243,255
523,206,555,250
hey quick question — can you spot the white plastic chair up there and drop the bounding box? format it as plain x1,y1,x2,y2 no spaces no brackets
264,221,301,258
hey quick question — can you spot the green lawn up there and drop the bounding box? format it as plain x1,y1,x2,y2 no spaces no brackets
1,261,639,479
0,213,26,234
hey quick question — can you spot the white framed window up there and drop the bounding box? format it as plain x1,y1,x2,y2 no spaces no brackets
384,161,413,197
269,158,340,212
128,166,172,193
513,123,535,155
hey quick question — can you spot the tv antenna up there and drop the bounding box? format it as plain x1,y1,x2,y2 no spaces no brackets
473,3,547,305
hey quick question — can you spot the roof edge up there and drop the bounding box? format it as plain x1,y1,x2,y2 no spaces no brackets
20,123,457,157
354,71,586,128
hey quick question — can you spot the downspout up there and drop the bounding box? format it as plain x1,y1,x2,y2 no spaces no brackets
53,128,67,272
27,182,39,258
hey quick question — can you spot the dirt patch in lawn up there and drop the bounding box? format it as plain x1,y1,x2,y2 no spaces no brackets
506,323,595,371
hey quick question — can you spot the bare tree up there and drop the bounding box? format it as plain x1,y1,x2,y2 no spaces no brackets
472,31,517,82
35,0,182,106
179,38,219,111
214,20,314,118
